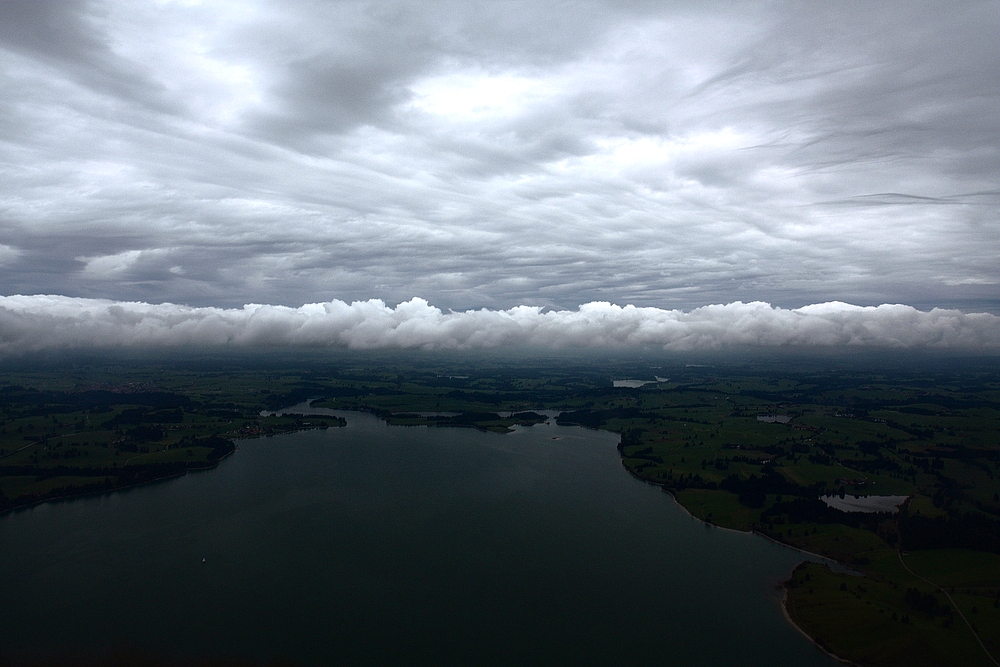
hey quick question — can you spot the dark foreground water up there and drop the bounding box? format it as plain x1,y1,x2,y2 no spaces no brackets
0,409,837,666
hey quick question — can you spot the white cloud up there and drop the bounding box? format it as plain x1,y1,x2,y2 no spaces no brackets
0,244,20,266
408,69,553,121
939,276,999,286
0,295,996,356
78,250,143,277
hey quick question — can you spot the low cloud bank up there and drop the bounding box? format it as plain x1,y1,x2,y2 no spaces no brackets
1,295,999,355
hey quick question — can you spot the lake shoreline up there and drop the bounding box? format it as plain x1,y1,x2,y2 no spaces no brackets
781,587,860,666
1,405,838,667
0,418,354,517
0,445,236,518
2,406,855,666
608,431,863,666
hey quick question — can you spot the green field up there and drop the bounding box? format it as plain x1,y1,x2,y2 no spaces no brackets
785,559,995,667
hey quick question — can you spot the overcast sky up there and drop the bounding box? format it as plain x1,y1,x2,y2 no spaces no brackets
1,1,999,337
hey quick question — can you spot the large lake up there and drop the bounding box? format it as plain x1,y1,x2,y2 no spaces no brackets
0,408,837,666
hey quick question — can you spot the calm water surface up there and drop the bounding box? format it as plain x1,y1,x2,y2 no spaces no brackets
0,409,837,666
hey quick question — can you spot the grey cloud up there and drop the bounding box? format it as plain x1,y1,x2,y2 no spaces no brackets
240,0,621,144
0,0,175,112
0,295,997,356
0,1,998,315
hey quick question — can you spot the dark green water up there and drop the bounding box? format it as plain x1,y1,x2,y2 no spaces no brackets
0,409,837,666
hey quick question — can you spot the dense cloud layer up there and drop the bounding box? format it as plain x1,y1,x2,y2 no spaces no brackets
1,2,998,313
1,295,997,355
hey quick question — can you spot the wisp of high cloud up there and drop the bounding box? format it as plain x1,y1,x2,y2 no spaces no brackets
0,295,998,355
